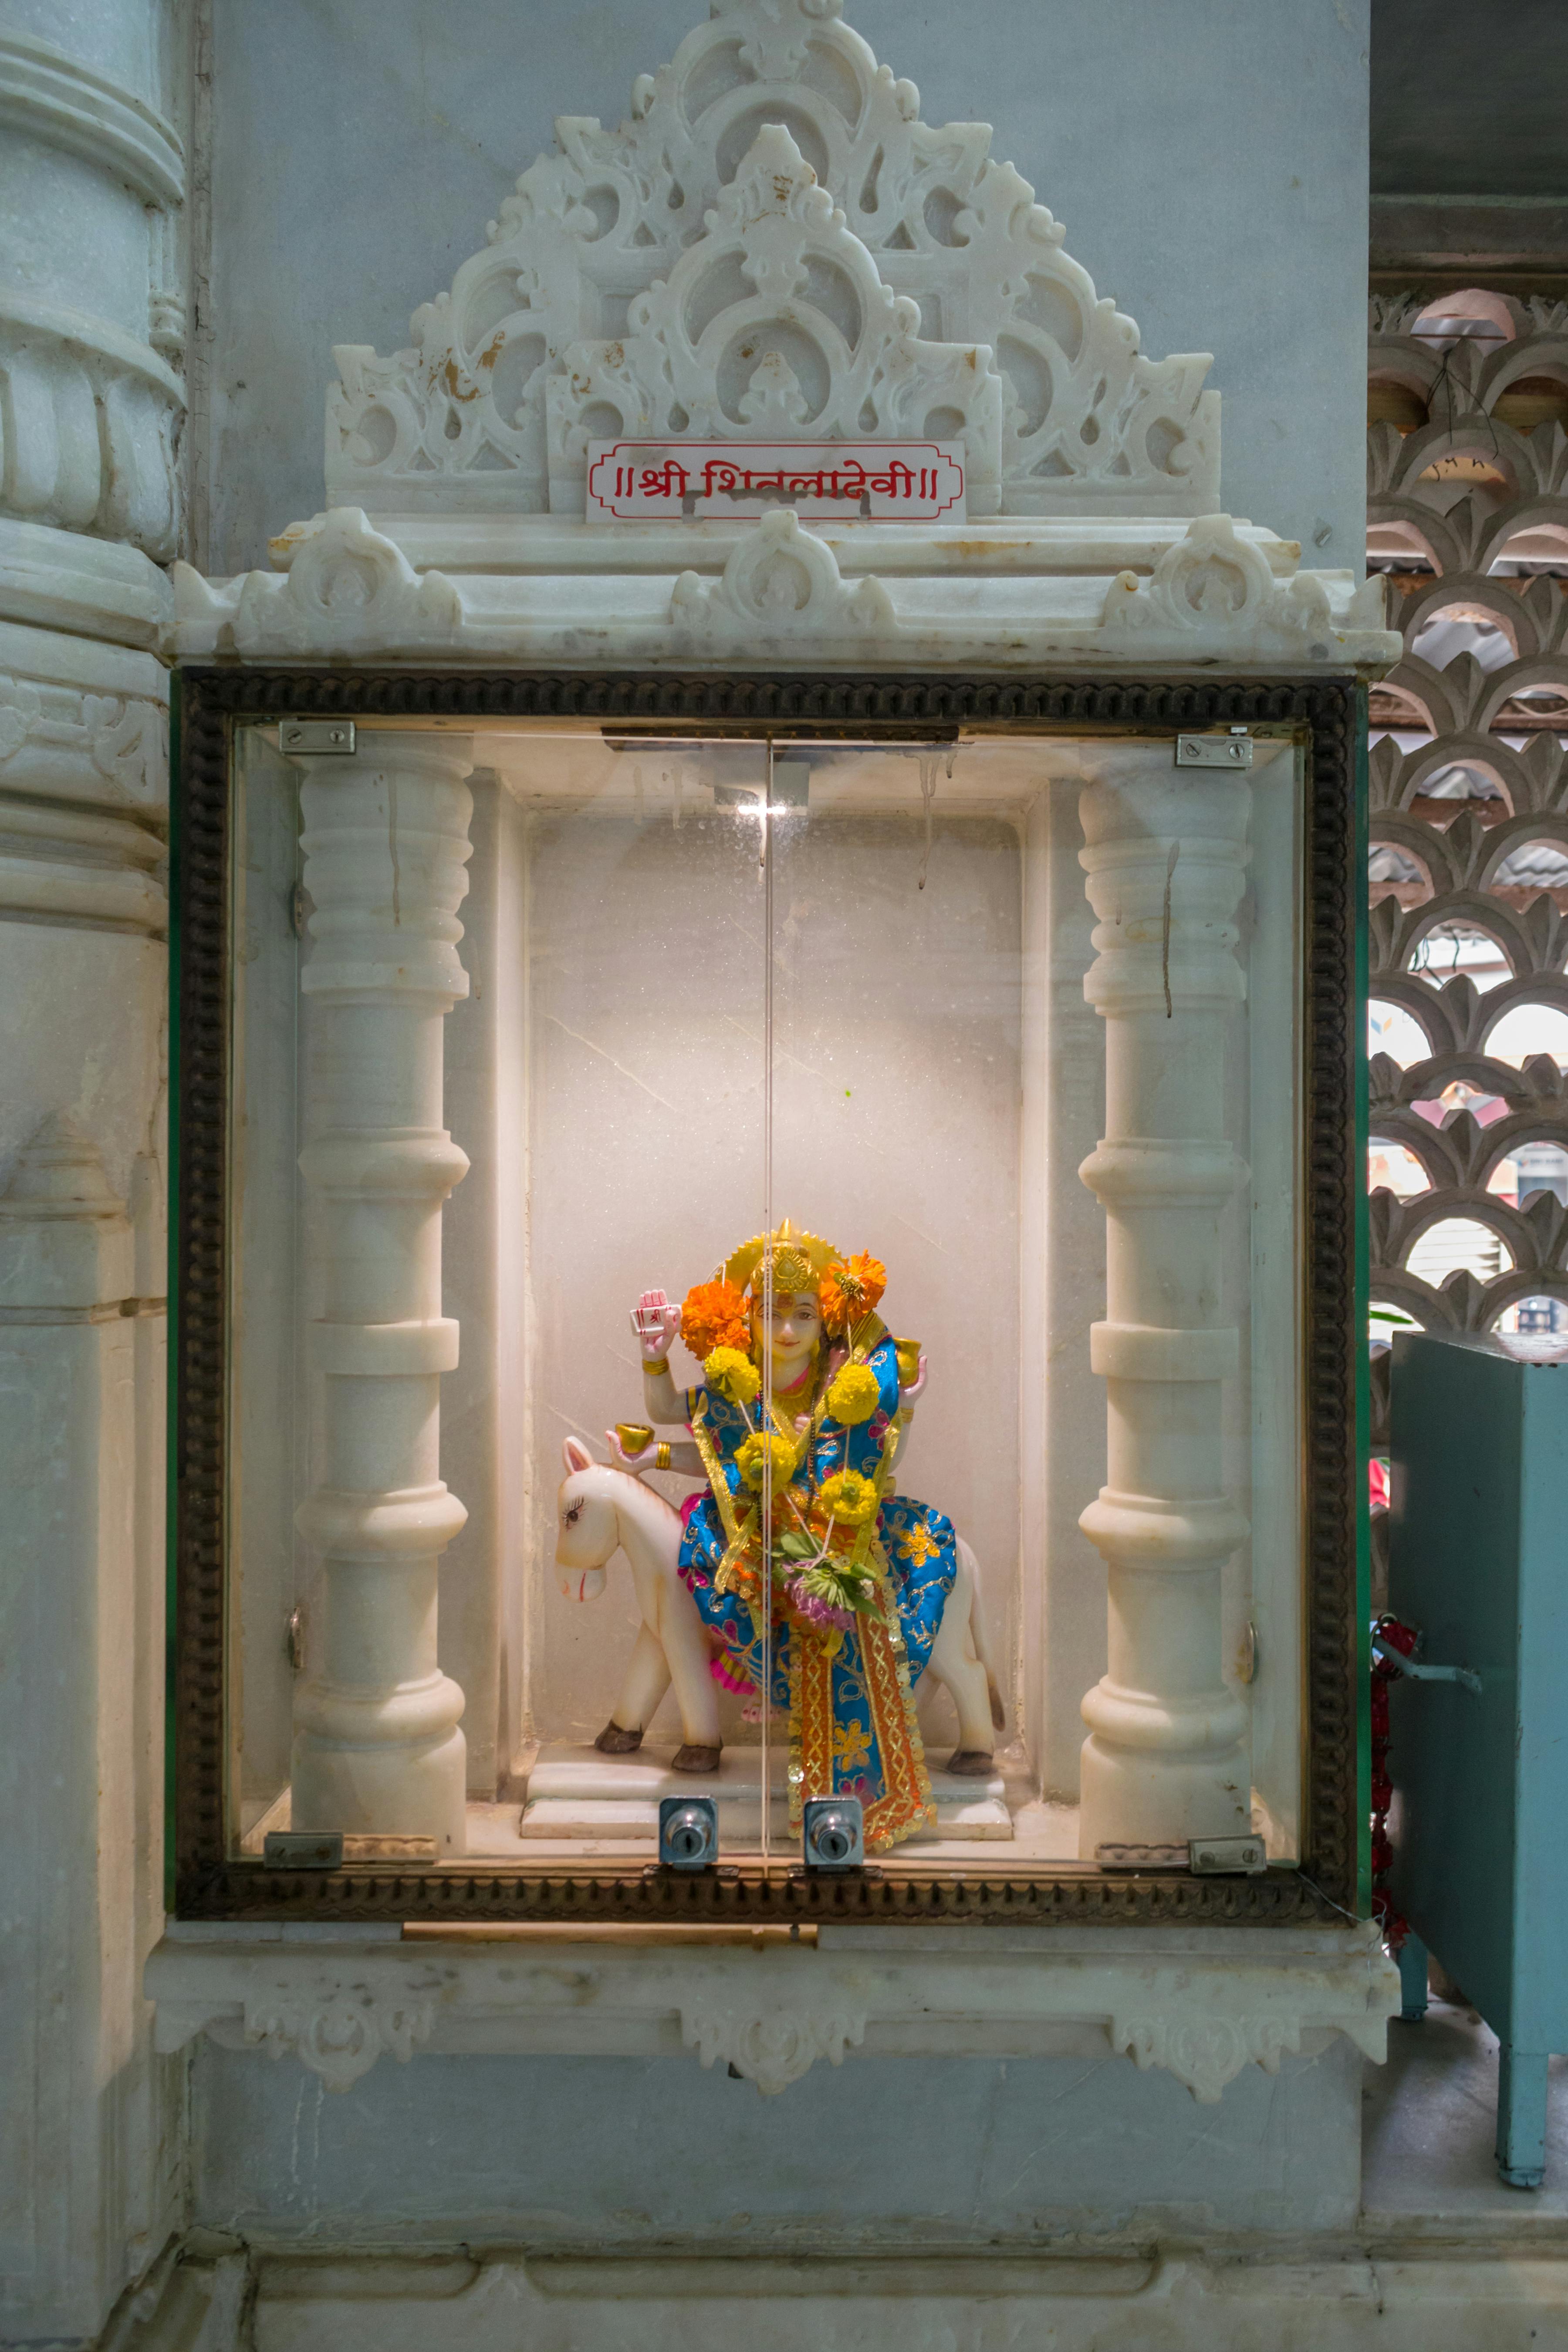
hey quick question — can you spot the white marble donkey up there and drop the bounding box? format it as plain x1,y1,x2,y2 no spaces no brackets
554,1436,1004,1776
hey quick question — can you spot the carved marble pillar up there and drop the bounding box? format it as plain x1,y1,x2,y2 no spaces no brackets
291,736,475,1854
0,3,185,2334
1076,747,1251,1854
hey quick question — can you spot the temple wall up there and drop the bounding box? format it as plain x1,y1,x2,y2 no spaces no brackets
0,4,1390,2343
176,0,1373,2280
0,0,186,2336
191,2039,1365,2248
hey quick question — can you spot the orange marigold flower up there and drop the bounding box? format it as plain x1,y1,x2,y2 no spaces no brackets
819,1251,887,1336
680,1278,751,1361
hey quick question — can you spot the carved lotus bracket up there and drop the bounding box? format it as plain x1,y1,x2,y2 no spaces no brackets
1112,2011,1303,2105
682,2001,868,2095
670,508,895,645
176,509,461,660
240,1990,439,2094
1102,514,1389,661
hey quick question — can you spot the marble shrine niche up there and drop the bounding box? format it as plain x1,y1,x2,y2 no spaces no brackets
166,0,1396,2045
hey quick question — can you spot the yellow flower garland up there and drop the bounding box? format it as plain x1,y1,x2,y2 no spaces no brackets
705,1345,760,1406
825,1361,881,1426
736,1430,797,1491
817,1468,880,1527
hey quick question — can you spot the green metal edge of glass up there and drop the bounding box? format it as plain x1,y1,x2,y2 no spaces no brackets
1353,686,1373,1918
163,669,182,1913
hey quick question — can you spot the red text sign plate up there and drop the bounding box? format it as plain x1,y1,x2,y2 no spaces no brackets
585,439,965,523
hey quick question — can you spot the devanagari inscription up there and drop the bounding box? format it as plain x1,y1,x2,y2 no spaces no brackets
585,439,965,523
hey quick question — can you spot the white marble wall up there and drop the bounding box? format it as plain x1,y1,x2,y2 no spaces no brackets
0,1,1385,2330
190,2034,1364,2247
0,0,186,2335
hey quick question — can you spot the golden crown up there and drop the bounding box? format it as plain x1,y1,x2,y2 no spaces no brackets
723,1217,836,1298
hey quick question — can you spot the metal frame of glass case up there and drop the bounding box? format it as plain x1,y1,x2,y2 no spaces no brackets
169,666,1366,1925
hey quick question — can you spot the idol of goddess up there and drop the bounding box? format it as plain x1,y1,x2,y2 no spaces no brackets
604,1222,1002,1853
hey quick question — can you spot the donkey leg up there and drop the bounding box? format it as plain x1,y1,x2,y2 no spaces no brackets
596,1625,672,1752
655,1577,722,1771
928,1571,996,1775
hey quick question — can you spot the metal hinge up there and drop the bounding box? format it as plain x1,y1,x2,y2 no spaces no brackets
264,1831,341,1869
1189,1834,1267,1876
280,719,356,757
1095,1834,1268,1875
1176,728,1253,770
1372,1631,1481,1695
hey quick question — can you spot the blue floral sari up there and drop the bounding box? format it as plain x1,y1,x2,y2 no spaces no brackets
676,1329,957,1849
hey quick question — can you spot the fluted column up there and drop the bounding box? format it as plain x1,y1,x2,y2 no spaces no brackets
1076,746,1251,1854
291,735,474,1854
0,3,185,2335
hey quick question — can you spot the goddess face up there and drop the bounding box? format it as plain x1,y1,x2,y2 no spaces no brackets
752,1290,823,1386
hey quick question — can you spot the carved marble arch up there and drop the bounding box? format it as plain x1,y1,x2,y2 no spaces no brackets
325,0,1220,519
546,125,1005,511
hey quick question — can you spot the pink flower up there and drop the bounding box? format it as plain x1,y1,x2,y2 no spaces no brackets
787,1580,855,1633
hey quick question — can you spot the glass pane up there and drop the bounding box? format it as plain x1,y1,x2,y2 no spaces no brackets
763,743,1026,1857
223,721,1305,1875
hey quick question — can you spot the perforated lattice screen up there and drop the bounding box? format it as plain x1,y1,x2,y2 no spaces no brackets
1366,291,1568,1572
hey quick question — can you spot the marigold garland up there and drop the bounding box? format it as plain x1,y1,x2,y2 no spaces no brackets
817,1467,880,1527
825,1361,881,1426
820,1251,887,1336
681,1277,751,1361
704,1345,760,1406
736,1430,798,1491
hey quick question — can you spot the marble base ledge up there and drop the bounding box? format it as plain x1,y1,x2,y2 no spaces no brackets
146,1922,1397,2099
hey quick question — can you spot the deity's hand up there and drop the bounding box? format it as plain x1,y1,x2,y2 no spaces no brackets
899,1351,929,1406
606,1427,660,1474
629,1288,682,1365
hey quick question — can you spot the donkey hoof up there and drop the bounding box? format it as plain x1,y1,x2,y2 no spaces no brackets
595,1720,644,1754
946,1749,995,1778
672,1744,722,1774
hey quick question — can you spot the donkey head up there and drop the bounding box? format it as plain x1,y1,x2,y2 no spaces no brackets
555,1435,618,1600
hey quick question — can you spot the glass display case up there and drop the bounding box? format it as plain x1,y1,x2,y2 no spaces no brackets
170,687,1362,1918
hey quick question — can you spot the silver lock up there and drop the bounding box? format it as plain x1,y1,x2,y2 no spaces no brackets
658,1795,718,1871
802,1796,864,1871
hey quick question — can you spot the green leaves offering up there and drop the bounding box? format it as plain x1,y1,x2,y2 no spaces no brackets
785,1552,887,1625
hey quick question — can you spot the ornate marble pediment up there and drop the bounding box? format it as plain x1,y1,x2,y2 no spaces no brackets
549,124,1004,513
326,0,1219,521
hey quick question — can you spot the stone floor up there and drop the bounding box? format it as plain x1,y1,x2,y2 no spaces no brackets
1362,1994,1568,2225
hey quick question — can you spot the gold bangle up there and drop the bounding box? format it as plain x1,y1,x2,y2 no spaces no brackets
656,1442,672,1470
643,1356,671,1376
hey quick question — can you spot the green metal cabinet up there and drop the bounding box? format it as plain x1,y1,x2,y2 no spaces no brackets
1387,1331,1568,2189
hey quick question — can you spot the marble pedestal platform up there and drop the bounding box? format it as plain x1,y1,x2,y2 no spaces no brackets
519,1742,1014,1842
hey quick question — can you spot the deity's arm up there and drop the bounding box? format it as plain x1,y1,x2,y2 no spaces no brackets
884,1351,926,1474
630,1294,687,1423
606,1426,703,1476
642,1360,689,1426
